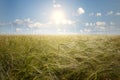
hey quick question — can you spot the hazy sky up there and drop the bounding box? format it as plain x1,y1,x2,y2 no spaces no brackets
0,0,120,34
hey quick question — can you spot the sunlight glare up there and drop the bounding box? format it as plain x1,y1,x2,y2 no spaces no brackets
51,10,66,24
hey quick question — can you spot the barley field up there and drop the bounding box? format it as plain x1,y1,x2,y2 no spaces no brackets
0,35,120,80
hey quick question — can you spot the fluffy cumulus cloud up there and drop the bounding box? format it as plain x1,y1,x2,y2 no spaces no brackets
77,7,85,15
62,19,75,25
14,18,31,25
95,21,106,29
14,18,43,28
28,22,42,28
96,13,102,16
106,11,120,16
52,0,62,8
84,29,91,32
13,18,75,28
80,29,91,33
53,19,75,25
86,23,95,26
96,21,106,26
53,4,61,8
16,28,22,32
85,21,106,27
89,12,102,17
85,21,106,29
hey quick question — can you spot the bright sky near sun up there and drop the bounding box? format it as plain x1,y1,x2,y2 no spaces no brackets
0,0,120,34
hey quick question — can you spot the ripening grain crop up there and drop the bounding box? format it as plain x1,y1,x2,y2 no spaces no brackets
0,35,120,80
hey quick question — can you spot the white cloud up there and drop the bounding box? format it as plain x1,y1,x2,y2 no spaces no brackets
85,22,106,27
53,4,61,8
14,18,43,28
47,19,75,25
80,30,84,33
80,29,91,33
14,19,24,25
77,8,85,15
16,28,21,32
28,22,43,28
107,11,113,15
85,22,95,26
96,13,102,16
84,29,91,32
96,21,106,26
14,18,32,25
62,19,75,25
95,21,106,30
115,12,120,16
12,18,75,29
85,21,106,30
85,23,89,26
89,12,102,17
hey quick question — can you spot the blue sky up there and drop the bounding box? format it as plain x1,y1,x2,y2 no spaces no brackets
0,0,120,34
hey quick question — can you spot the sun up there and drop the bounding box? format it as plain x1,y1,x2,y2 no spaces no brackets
51,10,66,24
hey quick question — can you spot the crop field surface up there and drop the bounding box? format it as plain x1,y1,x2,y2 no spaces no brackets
0,35,120,80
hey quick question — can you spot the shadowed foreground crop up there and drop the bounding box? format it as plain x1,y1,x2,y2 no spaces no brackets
0,35,120,80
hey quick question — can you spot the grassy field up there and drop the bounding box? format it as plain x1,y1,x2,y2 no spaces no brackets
0,35,120,80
